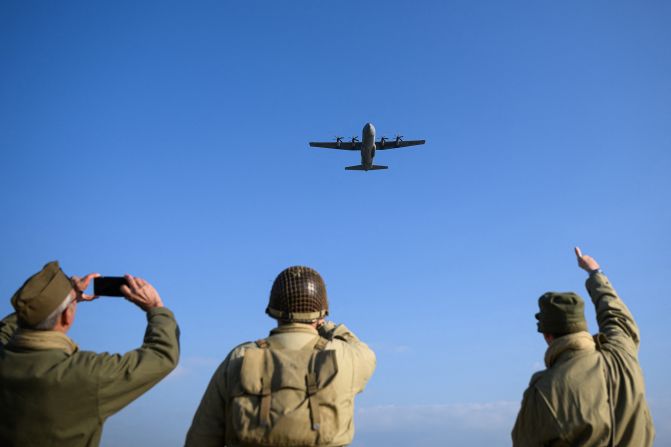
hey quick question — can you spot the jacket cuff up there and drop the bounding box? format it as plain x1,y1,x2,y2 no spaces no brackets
586,271,608,289
146,307,175,321
332,323,358,343
585,272,617,302
318,321,337,339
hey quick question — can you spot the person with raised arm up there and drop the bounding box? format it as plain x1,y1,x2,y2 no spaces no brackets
185,266,375,447
0,261,180,447
512,248,654,446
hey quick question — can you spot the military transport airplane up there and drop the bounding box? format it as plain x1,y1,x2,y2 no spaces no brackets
309,122,425,171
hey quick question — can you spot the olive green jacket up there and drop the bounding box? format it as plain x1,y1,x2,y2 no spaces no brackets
185,322,376,447
0,307,180,447
512,273,655,446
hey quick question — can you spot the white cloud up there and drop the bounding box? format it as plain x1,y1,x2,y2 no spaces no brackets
357,401,520,431
353,402,519,447
390,344,411,353
369,342,413,354
357,401,519,432
167,356,220,380
649,399,671,440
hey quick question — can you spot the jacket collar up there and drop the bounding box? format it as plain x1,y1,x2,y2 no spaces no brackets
7,328,79,355
544,331,595,367
270,323,318,336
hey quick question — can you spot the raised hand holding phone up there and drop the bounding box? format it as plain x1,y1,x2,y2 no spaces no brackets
72,273,101,302
120,274,164,311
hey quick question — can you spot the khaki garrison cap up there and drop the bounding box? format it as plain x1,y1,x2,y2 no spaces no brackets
535,291,588,334
11,261,74,327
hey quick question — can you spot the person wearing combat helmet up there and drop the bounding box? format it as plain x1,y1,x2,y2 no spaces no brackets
185,266,376,447
512,248,655,446
0,261,180,447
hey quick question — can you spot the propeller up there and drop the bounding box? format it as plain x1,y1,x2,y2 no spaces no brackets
351,136,360,143
395,134,404,142
335,136,344,143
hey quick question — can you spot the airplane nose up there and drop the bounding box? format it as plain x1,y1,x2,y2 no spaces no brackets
364,122,375,133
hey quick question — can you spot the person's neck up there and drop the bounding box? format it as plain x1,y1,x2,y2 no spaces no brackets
278,321,317,328
52,323,70,334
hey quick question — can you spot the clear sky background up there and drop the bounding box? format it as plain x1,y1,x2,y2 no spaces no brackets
1,1,670,446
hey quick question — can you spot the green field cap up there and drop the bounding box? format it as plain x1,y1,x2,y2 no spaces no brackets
536,291,587,334
11,261,73,327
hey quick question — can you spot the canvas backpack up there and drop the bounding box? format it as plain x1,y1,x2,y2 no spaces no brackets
228,336,340,446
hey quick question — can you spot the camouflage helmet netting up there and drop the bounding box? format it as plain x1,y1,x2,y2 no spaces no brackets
266,266,329,323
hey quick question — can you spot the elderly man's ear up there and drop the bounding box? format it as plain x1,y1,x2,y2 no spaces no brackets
55,302,76,333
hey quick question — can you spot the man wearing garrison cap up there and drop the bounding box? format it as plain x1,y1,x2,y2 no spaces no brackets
512,248,655,446
0,261,180,447
185,266,376,447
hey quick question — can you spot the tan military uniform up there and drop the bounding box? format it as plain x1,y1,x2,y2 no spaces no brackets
0,308,180,447
512,273,655,446
185,322,376,447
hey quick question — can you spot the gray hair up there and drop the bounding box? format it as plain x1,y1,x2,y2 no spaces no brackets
33,292,75,330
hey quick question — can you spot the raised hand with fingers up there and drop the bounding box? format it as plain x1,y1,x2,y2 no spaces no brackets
574,247,601,273
120,274,164,311
71,273,101,302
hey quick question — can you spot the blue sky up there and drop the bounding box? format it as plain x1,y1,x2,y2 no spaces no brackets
1,1,670,445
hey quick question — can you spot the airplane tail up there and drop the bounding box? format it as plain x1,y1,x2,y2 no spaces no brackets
345,165,388,171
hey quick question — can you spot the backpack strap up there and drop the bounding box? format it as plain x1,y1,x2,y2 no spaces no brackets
306,370,320,431
313,336,329,352
254,339,272,427
306,337,329,432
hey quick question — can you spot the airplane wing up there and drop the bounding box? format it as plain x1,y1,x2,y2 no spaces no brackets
376,139,426,150
309,141,360,150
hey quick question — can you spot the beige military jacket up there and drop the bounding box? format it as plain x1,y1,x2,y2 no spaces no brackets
0,308,180,447
512,273,655,446
185,321,376,447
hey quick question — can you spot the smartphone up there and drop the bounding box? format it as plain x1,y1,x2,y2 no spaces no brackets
93,277,128,297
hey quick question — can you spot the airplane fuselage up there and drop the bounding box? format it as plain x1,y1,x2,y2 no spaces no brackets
361,122,376,169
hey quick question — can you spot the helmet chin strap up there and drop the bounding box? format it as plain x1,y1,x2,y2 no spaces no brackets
266,307,328,323
276,318,325,328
